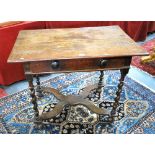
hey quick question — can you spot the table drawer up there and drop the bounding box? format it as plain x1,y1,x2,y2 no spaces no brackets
24,57,131,74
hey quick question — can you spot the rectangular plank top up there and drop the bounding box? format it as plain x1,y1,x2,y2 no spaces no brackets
8,26,148,63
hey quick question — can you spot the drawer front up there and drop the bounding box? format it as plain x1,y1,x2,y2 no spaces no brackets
24,57,131,74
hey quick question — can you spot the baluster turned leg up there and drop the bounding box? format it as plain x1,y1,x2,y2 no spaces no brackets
110,68,129,122
36,75,43,97
26,74,39,121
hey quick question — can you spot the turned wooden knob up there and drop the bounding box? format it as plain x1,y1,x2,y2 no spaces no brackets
51,60,60,69
99,59,108,67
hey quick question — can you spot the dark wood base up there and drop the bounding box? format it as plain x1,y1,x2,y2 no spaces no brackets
26,68,129,126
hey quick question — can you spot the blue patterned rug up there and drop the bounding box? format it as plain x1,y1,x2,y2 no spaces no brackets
0,71,155,134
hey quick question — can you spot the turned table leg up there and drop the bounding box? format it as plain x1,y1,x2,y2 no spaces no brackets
36,75,43,97
26,74,39,121
110,68,129,122
97,71,104,99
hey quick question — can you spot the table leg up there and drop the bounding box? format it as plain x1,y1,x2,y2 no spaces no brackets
36,75,43,97
26,74,39,121
97,71,104,98
110,68,129,122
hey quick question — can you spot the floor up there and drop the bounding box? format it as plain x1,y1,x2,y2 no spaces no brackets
2,33,155,95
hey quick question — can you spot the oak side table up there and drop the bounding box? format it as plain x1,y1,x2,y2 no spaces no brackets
8,26,148,125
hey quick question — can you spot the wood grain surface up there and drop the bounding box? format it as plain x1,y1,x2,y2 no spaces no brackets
8,26,148,63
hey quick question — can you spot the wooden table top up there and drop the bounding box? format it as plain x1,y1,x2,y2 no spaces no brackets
8,26,148,63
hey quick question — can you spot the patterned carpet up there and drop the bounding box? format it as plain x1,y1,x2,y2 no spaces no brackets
0,71,155,134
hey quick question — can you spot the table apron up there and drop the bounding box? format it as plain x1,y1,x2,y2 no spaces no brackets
24,57,132,75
